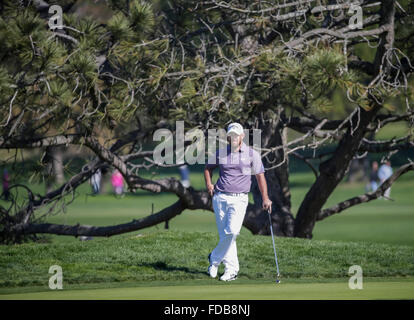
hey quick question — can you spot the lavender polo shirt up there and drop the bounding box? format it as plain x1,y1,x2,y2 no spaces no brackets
206,142,265,193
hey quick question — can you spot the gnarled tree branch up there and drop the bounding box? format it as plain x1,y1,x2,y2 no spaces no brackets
317,161,414,221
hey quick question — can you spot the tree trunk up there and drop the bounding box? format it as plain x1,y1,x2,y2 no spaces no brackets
294,104,383,238
52,146,65,185
294,0,395,239
43,147,54,194
43,146,65,192
244,113,295,236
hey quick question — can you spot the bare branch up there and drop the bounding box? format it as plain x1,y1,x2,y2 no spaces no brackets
359,135,414,153
13,200,186,237
49,32,79,45
0,134,83,149
317,162,414,221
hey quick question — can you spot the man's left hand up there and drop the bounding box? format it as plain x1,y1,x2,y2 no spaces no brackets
262,198,272,213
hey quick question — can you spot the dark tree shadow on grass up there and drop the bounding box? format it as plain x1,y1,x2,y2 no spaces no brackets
140,261,207,276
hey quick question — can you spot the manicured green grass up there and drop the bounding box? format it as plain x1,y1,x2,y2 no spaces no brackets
1,279,414,300
0,231,413,290
1,168,413,299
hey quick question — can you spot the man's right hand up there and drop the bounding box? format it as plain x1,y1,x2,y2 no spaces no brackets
207,184,215,197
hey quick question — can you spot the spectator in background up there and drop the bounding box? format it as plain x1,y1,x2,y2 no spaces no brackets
90,169,102,195
2,169,10,201
99,166,109,194
111,169,124,196
179,164,191,188
378,160,393,199
366,161,379,192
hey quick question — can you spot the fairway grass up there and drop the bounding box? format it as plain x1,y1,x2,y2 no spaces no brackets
1,230,413,300
1,278,414,300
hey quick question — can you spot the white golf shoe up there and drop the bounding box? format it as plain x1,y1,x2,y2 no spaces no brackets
220,271,238,282
208,265,218,278
207,253,218,278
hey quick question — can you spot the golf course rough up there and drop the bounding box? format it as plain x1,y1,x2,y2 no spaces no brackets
1,231,413,299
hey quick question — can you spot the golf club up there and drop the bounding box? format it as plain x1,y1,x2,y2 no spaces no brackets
267,207,281,284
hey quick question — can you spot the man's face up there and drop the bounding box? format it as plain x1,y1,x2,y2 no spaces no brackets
227,133,243,149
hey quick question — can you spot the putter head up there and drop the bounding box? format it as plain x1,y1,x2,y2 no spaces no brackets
276,273,281,284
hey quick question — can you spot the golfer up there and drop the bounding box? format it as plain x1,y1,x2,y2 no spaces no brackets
204,123,272,281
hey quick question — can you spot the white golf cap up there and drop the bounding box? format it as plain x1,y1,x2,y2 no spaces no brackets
226,122,244,136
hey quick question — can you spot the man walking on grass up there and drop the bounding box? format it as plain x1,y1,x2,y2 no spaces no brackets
204,123,272,281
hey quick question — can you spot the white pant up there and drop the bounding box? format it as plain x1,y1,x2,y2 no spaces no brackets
210,192,249,273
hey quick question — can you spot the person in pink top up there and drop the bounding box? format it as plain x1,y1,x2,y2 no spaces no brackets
111,169,124,196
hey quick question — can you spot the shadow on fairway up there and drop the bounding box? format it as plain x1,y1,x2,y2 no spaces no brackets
142,261,206,276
